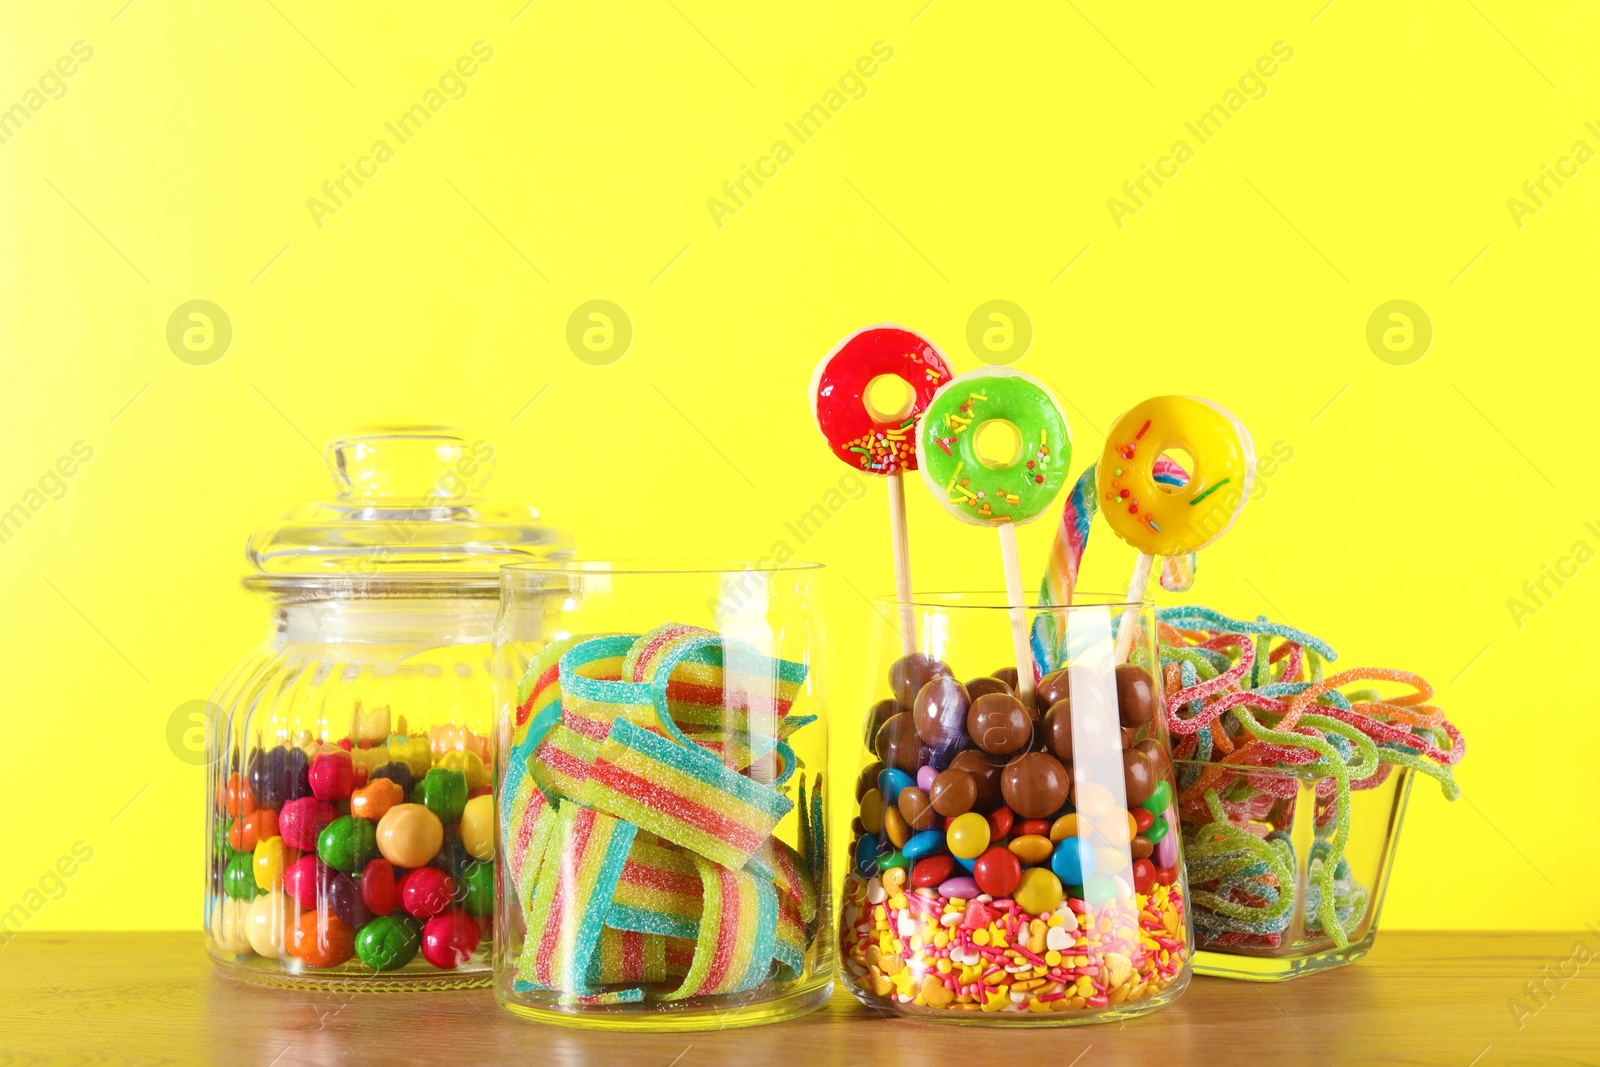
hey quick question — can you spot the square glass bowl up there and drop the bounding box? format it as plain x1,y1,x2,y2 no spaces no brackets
1175,759,1412,981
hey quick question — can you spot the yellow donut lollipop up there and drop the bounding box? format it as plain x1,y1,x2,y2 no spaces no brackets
1096,395,1256,557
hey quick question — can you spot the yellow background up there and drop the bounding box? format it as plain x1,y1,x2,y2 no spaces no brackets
1,0,1591,932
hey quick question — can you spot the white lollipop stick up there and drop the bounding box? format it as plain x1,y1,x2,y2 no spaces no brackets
997,521,1035,708
1113,551,1154,664
887,469,916,656
811,324,955,660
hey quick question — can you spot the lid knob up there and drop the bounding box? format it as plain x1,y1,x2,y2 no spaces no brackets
329,429,491,503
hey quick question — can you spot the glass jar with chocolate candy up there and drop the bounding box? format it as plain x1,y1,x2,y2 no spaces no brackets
204,428,572,988
840,592,1191,1023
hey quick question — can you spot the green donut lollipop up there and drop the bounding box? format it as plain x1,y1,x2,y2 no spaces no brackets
916,367,1072,526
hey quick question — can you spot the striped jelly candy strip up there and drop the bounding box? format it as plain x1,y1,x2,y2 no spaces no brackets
751,836,816,924
772,892,808,980
559,634,653,740
607,837,704,941
584,718,793,872
518,802,637,994
529,721,600,804
586,926,669,986
661,854,779,1001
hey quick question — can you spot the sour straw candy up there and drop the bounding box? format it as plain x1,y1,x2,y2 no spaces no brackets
1151,605,1464,950
811,325,954,653
503,625,825,1004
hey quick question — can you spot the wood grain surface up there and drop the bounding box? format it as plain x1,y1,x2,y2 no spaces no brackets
2,931,1596,1066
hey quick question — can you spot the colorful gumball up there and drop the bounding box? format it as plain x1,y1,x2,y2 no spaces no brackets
252,835,286,890
278,797,336,852
316,815,378,873
282,854,321,910
460,793,495,861
420,909,481,970
356,914,421,971
459,860,494,916
221,773,256,819
289,911,355,968
400,867,455,920
416,767,468,826
309,750,355,802
360,858,398,917
376,804,444,868
245,891,292,959
350,777,404,822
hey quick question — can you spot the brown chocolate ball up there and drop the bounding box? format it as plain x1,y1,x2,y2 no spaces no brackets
1116,663,1159,727
912,676,970,746
1036,668,1074,710
855,760,885,801
948,749,1006,812
1042,699,1075,763
1042,693,1124,765
965,676,1014,701
966,692,1034,756
990,666,1021,692
1134,737,1174,784
865,699,906,747
1123,748,1159,807
928,768,978,817
898,786,937,831
1000,751,1071,820
874,711,919,774
1131,835,1154,861
889,654,952,707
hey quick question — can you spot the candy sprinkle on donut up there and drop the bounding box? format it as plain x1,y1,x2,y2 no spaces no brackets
915,367,1072,526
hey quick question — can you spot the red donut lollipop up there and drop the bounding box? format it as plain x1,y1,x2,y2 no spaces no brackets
810,325,954,475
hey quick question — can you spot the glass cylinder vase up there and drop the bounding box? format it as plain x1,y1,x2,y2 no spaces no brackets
839,593,1192,1024
492,560,831,1029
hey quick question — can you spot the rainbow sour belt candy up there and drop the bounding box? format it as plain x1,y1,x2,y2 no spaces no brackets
503,625,825,1004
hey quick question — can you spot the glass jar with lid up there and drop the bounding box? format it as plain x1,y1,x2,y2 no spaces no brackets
204,428,572,988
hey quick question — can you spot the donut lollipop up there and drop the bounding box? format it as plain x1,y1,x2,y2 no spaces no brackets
1096,395,1257,661
915,367,1072,707
810,325,954,653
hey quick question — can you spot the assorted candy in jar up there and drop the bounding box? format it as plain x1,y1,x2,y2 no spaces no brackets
206,429,572,988
840,594,1191,1022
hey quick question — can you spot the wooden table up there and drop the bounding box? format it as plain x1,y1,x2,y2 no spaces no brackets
3,932,1595,1065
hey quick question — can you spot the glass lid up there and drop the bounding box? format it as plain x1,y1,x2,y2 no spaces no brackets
243,427,573,587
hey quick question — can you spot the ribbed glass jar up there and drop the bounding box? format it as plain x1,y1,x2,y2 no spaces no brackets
204,429,572,989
